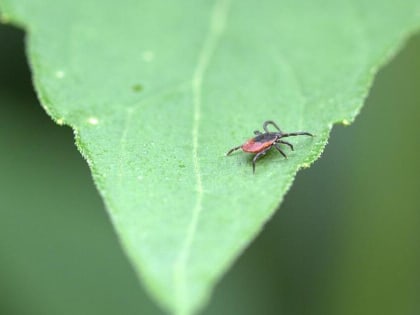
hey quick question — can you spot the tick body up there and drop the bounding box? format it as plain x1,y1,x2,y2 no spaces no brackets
226,120,313,173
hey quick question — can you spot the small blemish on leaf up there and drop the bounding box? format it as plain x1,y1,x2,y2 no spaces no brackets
142,50,155,62
132,84,143,92
342,119,350,126
56,118,65,125
55,70,65,79
88,117,99,125
178,163,186,168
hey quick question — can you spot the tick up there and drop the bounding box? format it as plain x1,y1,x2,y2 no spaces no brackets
226,120,313,173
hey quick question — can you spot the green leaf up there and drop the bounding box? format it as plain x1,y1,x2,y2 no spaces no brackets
1,0,419,314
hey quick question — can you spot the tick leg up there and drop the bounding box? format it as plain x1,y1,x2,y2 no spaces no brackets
263,120,282,133
277,140,294,151
254,130,263,135
279,131,313,138
273,143,288,159
226,145,242,156
252,146,271,174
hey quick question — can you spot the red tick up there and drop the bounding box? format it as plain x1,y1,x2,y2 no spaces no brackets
226,120,313,173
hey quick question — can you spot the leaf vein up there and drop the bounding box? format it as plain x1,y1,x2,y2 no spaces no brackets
172,0,232,313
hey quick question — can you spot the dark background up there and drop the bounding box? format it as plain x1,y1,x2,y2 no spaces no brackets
1,23,419,315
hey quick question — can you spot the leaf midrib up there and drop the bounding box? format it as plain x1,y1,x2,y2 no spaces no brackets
171,0,232,313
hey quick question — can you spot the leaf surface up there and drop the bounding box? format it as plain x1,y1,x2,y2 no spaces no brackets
1,0,419,314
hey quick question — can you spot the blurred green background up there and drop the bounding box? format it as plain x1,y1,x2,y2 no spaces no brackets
0,22,419,315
